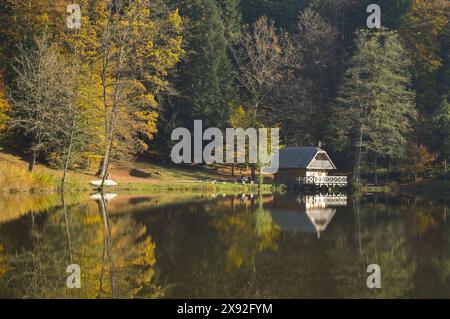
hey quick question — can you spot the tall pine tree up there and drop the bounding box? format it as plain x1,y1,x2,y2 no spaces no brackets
331,29,416,182
154,0,234,161
180,0,233,128
214,0,242,45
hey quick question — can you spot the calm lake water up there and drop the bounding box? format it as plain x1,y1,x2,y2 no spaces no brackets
0,192,449,299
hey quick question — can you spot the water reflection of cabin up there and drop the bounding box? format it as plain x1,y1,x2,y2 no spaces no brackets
274,147,347,188
269,195,347,238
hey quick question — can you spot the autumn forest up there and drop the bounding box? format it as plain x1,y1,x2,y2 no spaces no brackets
1,0,450,301
0,0,449,188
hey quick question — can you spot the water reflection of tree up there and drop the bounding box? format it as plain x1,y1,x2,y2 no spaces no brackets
2,193,450,298
213,195,280,271
431,231,450,298
152,195,281,298
155,194,450,298
327,195,450,298
331,196,416,298
0,195,161,299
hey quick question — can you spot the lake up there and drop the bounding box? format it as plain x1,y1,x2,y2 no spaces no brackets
0,192,449,299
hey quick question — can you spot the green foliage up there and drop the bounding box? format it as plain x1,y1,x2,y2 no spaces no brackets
0,0,449,185
433,96,450,159
332,29,416,177
155,0,234,157
180,0,234,128
242,0,309,31
214,0,242,44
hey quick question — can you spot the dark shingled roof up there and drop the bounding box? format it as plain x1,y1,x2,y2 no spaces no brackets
277,147,322,169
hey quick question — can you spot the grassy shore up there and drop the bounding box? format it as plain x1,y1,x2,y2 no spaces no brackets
0,150,273,194
0,161,90,193
355,185,393,193
112,182,273,195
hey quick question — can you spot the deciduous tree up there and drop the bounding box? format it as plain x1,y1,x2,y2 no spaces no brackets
93,0,183,183
11,35,73,171
0,72,9,132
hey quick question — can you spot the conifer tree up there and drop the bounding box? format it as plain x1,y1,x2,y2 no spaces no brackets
433,96,450,160
214,0,242,44
332,29,416,182
172,0,234,129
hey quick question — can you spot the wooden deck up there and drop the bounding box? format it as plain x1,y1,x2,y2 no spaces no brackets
297,176,348,187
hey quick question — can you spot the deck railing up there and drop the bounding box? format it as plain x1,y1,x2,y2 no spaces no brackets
296,195,348,206
297,176,348,186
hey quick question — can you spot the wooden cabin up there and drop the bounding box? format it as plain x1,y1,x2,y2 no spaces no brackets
274,147,347,187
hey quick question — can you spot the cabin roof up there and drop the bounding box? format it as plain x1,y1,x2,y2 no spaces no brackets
270,209,317,233
277,147,336,170
269,208,336,235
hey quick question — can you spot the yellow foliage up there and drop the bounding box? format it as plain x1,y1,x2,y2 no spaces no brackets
82,213,102,226
1,0,184,163
0,244,7,278
403,0,450,71
0,0,67,43
405,144,437,179
63,1,184,157
0,74,10,131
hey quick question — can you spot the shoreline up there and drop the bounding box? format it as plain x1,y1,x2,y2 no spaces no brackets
2,179,450,196
2,151,449,196
0,181,274,196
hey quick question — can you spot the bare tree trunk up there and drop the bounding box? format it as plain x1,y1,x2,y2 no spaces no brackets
100,140,112,178
353,127,363,182
373,153,378,186
98,54,110,178
61,117,76,191
99,44,124,186
28,149,37,172
99,95,120,188
99,98,121,191
258,167,263,192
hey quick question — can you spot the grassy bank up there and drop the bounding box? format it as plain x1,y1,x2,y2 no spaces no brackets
0,151,273,195
0,150,94,193
356,185,393,193
114,182,273,195
0,161,91,194
348,181,390,194
0,161,273,195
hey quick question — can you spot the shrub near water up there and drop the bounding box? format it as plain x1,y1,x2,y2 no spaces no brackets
0,162,59,193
